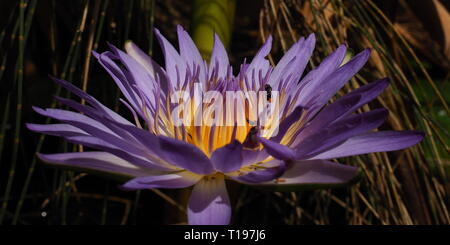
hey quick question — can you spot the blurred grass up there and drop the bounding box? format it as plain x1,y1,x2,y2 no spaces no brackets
0,0,448,225
257,0,449,225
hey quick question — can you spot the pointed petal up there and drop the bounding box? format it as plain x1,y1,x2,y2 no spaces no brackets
268,37,304,87
27,123,87,137
245,160,359,191
293,44,347,107
65,135,174,171
302,49,371,110
121,171,202,190
251,36,273,65
310,131,424,159
52,96,141,144
123,42,170,95
297,94,362,139
32,107,116,135
209,33,229,80
259,137,295,160
154,28,186,89
210,140,243,173
241,148,269,166
269,34,315,88
188,176,231,225
105,121,162,155
158,136,214,174
94,51,143,113
270,106,304,142
108,44,157,108
34,105,154,160
244,36,273,79
233,161,286,183
176,25,205,80
295,108,388,159
177,25,202,62
38,152,160,179
342,78,389,111
124,40,156,78
50,77,134,126
301,78,389,139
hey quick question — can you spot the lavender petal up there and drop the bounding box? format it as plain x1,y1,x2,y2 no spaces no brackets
121,171,202,190
246,160,359,191
310,131,424,159
187,176,231,225
210,140,244,173
38,151,163,179
158,135,214,174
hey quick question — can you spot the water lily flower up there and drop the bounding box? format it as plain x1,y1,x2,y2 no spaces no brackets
28,25,423,225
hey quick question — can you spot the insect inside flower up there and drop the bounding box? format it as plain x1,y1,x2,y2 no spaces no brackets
27,25,423,225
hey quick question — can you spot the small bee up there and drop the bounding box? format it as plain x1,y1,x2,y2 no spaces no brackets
265,84,272,101
243,126,259,149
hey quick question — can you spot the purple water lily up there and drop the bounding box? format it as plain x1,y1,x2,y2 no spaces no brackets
28,25,423,225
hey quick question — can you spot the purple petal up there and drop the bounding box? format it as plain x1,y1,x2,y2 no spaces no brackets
53,97,143,145
65,135,174,171
270,106,304,142
124,41,156,78
282,160,357,183
295,108,388,159
38,151,160,178
27,123,87,137
124,43,169,94
233,161,286,183
121,171,202,190
176,25,206,83
297,94,362,139
209,33,229,80
248,160,358,190
103,120,162,156
95,51,156,126
210,140,243,173
241,148,269,166
303,49,371,111
188,176,231,225
50,77,134,126
268,37,305,87
154,28,186,90
97,118,197,172
259,137,295,160
51,98,167,164
303,78,389,137
108,44,158,108
158,136,214,174
35,105,153,160
94,51,143,114
310,131,424,159
250,35,272,66
270,34,316,89
244,36,273,79
32,107,116,135
343,78,389,111
292,44,347,107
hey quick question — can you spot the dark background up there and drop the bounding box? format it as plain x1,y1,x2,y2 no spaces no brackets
0,0,449,225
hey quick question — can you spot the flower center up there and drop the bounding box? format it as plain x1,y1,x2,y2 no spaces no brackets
137,63,302,156
203,172,225,181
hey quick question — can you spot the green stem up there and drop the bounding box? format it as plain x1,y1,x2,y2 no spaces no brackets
0,4,20,170
0,94,11,163
12,0,88,224
146,0,155,56
191,0,236,60
0,0,28,224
